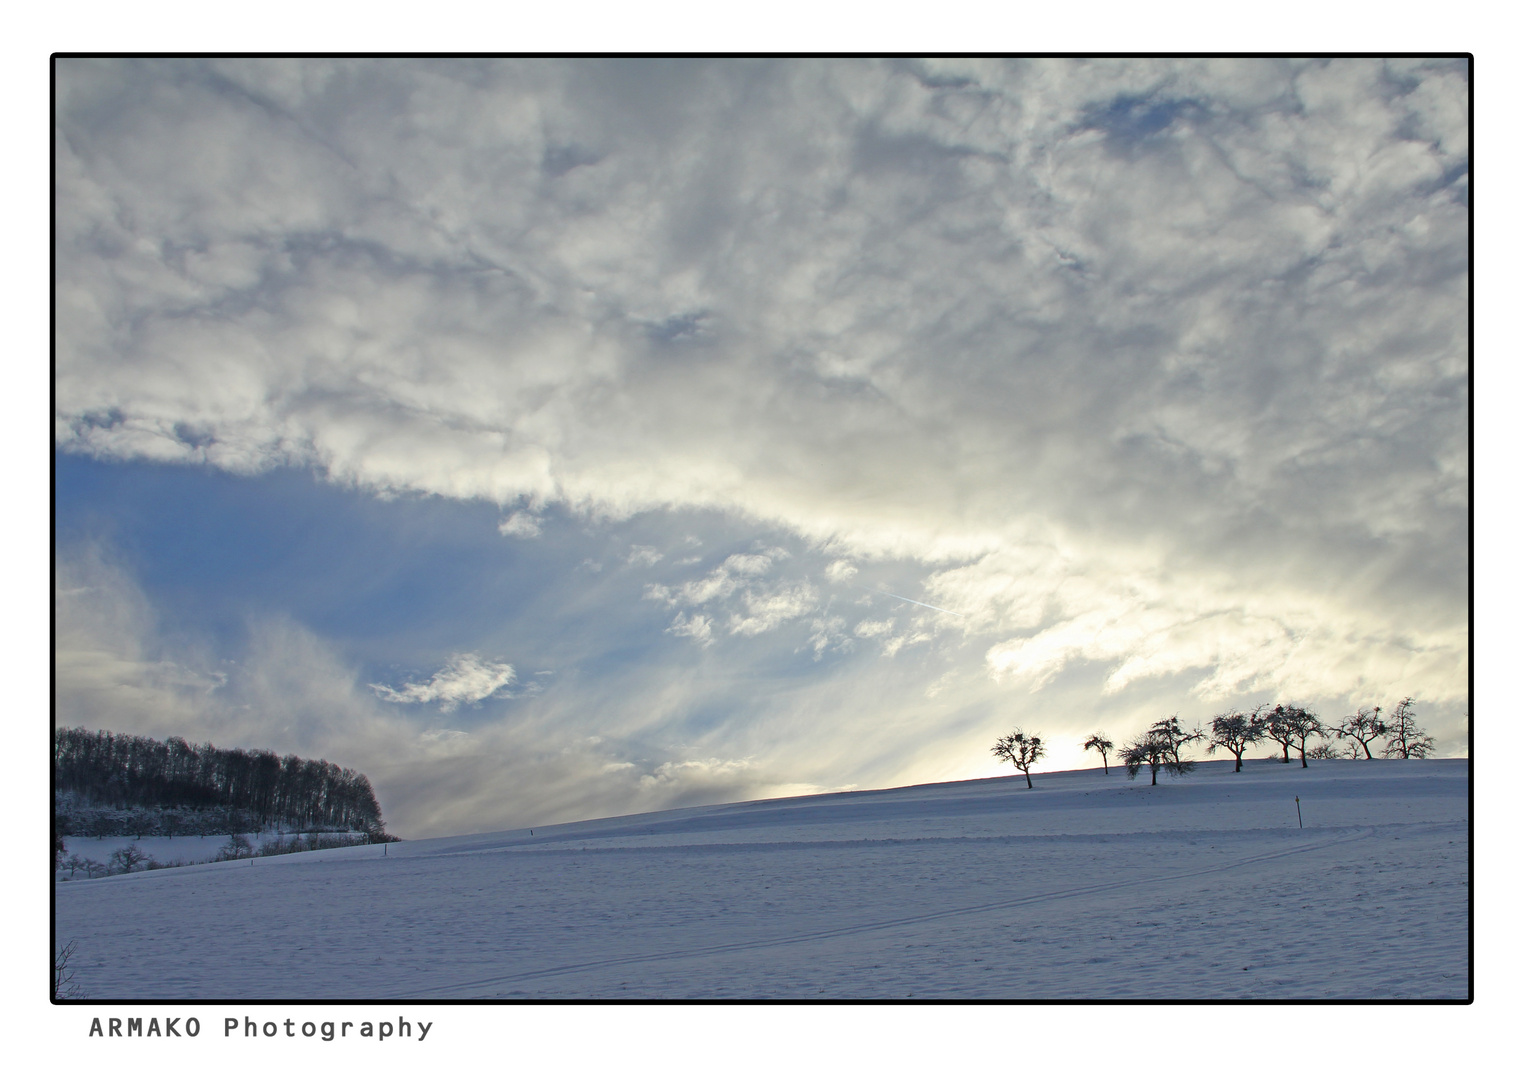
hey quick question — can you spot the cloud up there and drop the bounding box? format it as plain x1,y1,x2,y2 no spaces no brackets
636,757,751,790
420,728,472,745
54,547,229,731
646,548,790,608
627,544,663,567
666,612,714,646
806,615,851,660
54,63,1464,572
728,582,819,637
498,511,543,538
370,654,516,711
824,560,859,583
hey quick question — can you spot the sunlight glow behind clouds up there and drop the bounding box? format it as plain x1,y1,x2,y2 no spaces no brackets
52,58,1468,833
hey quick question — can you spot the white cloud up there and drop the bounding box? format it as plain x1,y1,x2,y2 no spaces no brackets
666,612,714,646
637,758,752,790
824,560,858,583
807,615,851,660
419,728,474,755
728,582,819,637
54,63,1465,586
647,548,791,609
371,654,516,711
498,511,543,538
726,551,786,575
627,545,663,567
882,630,934,659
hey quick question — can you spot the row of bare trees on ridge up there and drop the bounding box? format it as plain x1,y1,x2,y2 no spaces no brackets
993,698,1435,788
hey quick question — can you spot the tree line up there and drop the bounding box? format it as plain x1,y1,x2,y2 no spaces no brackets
58,831,381,880
993,697,1437,787
53,727,388,835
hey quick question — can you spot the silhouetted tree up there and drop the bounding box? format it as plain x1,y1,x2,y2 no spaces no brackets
1267,705,1325,766
1083,733,1114,775
1335,706,1388,759
1121,719,1199,786
1150,716,1204,764
992,729,1046,789
1383,698,1436,759
1206,707,1268,772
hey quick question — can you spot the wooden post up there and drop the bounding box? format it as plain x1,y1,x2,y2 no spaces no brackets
1295,796,1302,828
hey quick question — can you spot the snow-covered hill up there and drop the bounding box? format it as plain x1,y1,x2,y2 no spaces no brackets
53,758,1467,999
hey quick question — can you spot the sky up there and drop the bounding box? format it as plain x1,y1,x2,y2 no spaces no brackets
53,57,1469,839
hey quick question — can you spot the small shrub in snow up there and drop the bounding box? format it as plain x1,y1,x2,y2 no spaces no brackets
217,834,255,861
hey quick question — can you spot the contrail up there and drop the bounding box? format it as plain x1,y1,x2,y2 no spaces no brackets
870,589,965,618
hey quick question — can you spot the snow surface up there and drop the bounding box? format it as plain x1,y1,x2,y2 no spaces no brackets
53,758,1467,1000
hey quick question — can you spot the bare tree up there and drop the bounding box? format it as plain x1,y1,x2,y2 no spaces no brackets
1383,698,1436,759
108,844,149,875
1206,707,1268,772
61,854,90,880
1335,706,1388,759
992,729,1046,789
1121,720,1198,786
1083,733,1114,775
53,940,85,1000
1266,705,1324,767
1150,716,1204,764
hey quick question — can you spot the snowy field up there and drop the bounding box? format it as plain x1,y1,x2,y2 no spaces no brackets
53,758,1467,1000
